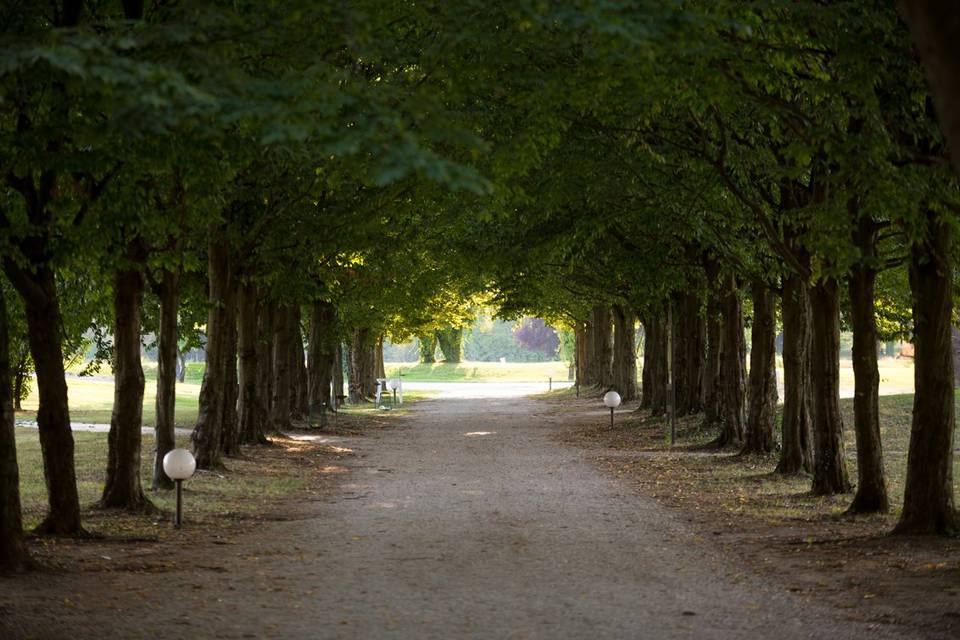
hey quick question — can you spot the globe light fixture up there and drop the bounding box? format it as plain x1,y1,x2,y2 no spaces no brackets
162,448,196,529
603,390,622,428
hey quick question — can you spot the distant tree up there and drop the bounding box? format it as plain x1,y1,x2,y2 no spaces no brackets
513,318,559,358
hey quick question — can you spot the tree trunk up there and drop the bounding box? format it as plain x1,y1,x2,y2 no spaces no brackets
12,356,27,412
643,313,668,415
152,269,180,490
673,292,704,416
289,306,308,421
348,329,368,404
308,300,336,415
895,212,957,534
777,274,813,474
743,280,778,454
192,230,230,470
364,332,379,397
238,282,266,445
219,275,240,456
611,305,637,401
580,317,596,387
418,334,437,363
99,266,153,510
897,1,960,179
639,318,652,409
588,306,613,389
718,275,745,447
575,323,586,391
702,292,723,427
0,287,30,572
333,342,344,407
375,335,386,380
847,218,889,514
255,298,275,434
3,263,82,534
808,278,851,495
176,352,186,383
435,327,464,363
270,305,294,431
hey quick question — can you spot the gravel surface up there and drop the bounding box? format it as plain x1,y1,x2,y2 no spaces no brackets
1,396,917,639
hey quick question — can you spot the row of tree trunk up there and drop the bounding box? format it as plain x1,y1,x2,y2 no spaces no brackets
591,211,955,533
192,271,345,473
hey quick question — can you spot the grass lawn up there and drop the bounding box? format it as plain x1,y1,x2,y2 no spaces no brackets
14,428,310,533
563,387,956,520
385,360,571,382
14,402,398,534
17,375,202,427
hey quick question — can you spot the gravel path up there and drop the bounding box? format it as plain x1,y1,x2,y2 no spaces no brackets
2,396,916,639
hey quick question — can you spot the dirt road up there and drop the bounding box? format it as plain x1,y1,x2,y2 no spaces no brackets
1,396,915,639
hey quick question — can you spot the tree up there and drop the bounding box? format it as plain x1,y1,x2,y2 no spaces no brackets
513,318,560,358
0,287,29,572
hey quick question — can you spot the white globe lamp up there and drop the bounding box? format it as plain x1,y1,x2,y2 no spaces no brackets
162,448,196,528
603,390,622,428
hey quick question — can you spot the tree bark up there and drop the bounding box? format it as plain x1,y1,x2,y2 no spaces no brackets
12,355,28,412
580,317,596,387
365,332,378,396
611,305,637,401
308,300,336,415
3,262,82,534
808,278,851,495
0,287,30,572
673,292,704,416
192,230,230,470
418,334,437,363
575,323,586,391
743,280,778,454
332,342,344,407
639,318,652,409
777,274,813,474
219,275,240,456
152,268,180,490
348,329,367,404
642,313,668,415
435,327,464,363
375,334,386,380
702,292,723,427
588,306,613,388
718,275,745,447
847,218,889,514
255,298,275,433
897,1,960,179
238,281,266,445
348,328,379,403
894,212,958,534
289,306,308,421
99,265,153,510
270,305,294,431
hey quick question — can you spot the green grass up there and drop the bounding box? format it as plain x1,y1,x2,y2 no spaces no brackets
142,361,206,385
17,376,201,427
19,363,440,427
13,428,316,532
385,360,571,382
585,389,957,521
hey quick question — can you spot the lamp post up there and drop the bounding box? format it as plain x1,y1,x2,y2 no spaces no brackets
603,390,621,428
388,378,400,407
162,448,196,529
